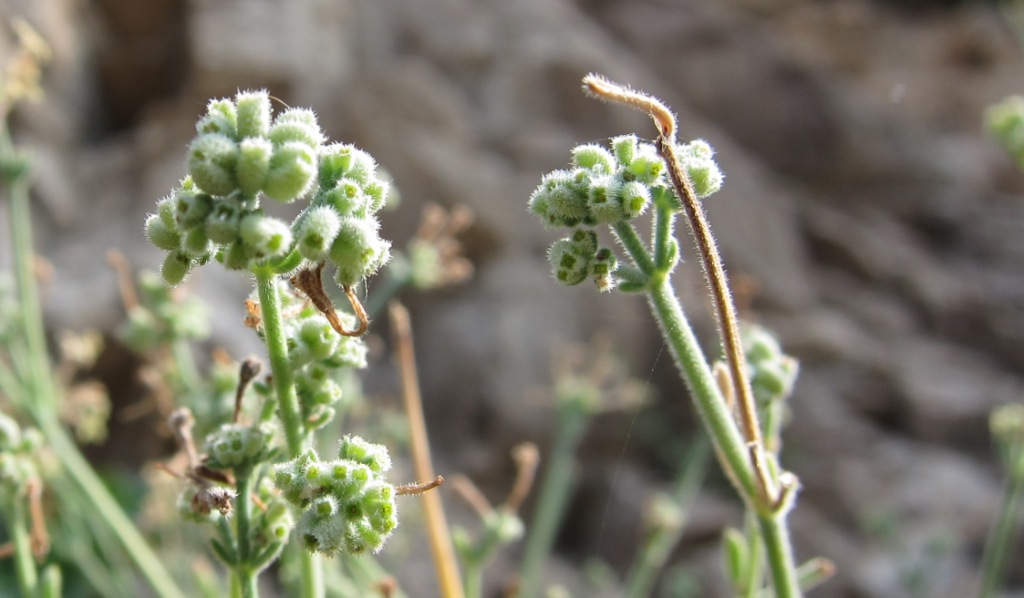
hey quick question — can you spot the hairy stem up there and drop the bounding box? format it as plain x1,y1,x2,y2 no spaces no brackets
235,468,258,598
656,136,771,501
756,513,800,598
251,268,322,598
645,278,756,498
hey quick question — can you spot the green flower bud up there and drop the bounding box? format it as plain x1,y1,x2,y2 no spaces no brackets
182,226,213,258
678,139,724,198
145,213,181,251
548,237,590,286
321,177,368,218
297,315,340,361
269,108,324,149
546,180,590,221
240,214,293,259
587,174,624,224
329,217,391,287
264,141,317,202
205,200,243,244
235,90,272,139
572,144,616,173
187,133,240,196
174,188,213,229
157,196,177,229
204,422,275,469
619,180,651,218
161,251,192,286
338,435,392,474
294,206,341,261
363,177,390,213
591,247,618,292
221,239,252,270
236,137,273,197
626,143,664,184
196,98,238,138
611,134,638,166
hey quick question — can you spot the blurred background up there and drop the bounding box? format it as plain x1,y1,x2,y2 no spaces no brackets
2,0,1024,596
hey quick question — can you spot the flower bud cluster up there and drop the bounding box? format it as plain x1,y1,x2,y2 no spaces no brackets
272,436,398,556
742,324,799,406
0,412,43,503
203,422,277,470
119,270,209,353
991,403,1024,477
529,135,722,230
986,95,1024,169
291,143,393,287
529,135,722,290
146,90,394,286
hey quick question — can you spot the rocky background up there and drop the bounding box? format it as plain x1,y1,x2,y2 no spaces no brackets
2,0,1024,596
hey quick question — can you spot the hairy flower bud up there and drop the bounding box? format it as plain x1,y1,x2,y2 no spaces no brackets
188,134,240,197
235,90,272,139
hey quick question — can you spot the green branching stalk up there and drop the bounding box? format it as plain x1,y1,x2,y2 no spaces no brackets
234,467,258,598
517,399,590,598
253,268,305,457
645,277,757,499
252,267,323,598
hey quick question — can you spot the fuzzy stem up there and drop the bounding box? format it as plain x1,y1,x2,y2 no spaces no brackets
251,268,323,598
234,468,258,598
756,513,800,598
252,268,304,456
7,492,38,596
612,221,655,276
979,445,1024,598
389,301,465,598
656,136,771,501
517,400,590,598
645,278,757,498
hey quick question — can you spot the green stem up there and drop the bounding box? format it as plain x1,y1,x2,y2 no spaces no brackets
2,125,185,598
756,513,800,598
517,403,590,598
612,221,655,275
463,564,483,598
624,437,710,598
652,203,674,272
7,492,38,596
644,278,756,499
36,412,187,598
235,468,258,598
3,134,53,416
979,450,1024,598
251,268,323,598
252,268,304,457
